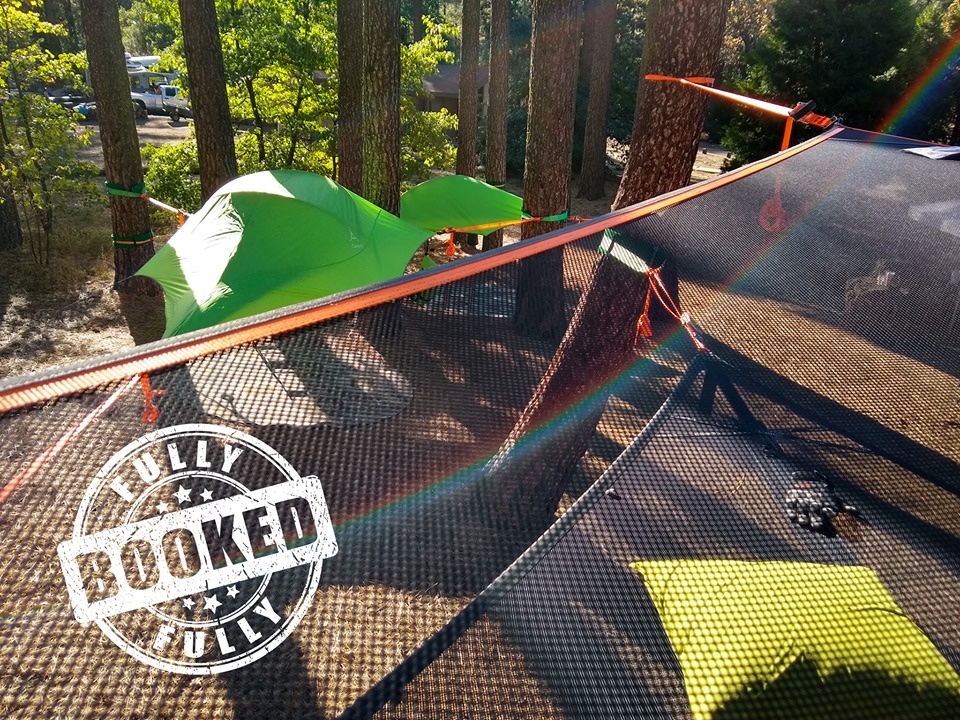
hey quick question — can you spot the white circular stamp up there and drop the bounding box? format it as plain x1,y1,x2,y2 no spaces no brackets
57,423,337,674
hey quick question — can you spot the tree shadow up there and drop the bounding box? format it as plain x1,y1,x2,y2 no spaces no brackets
117,280,167,345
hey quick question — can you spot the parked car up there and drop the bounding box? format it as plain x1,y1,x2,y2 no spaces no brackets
160,85,191,122
75,100,149,123
44,87,89,109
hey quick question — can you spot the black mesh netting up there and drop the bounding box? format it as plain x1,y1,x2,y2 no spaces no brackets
1,128,959,719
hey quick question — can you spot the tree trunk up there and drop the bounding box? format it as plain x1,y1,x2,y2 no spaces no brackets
0,185,21,252
491,0,729,534
178,0,237,202
577,0,616,200
337,0,363,193
455,0,481,248
361,0,401,214
489,240,663,534
412,0,425,41
514,0,581,344
78,0,155,294
613,0,730,207
0,119,22,252
484,0,510,250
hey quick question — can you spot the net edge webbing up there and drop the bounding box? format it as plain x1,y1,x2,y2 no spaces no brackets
0,126,843,414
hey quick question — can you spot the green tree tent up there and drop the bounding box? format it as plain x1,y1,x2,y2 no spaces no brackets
399,174,524,235
138,170,432,337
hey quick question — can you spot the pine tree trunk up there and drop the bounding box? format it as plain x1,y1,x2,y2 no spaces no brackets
577,0,617,200
78,0,155,294
179,0,237,202
412,0,424,41
0,185,22,252
489,246,654,535
455,0,481,248
491,0,729,534
613,0,730,207
362,0,401,215
484,0,510,250
514,0,581,344
337,0,363,194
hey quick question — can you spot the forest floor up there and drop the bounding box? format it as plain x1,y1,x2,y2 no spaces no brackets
0,128,727,383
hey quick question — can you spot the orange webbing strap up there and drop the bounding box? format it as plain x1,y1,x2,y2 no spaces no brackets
636,266,710,353
140,373,167,423
645,75,834,130
634,280,654,342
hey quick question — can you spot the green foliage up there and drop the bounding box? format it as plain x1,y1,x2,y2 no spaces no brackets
722,0,916,164
119,0,179,54
399,19,458,179
608,0,647,142
0,2,96,265
142,138,202,212
887,0,960,141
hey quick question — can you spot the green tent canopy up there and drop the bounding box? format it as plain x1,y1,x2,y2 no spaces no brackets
137,170,432,337
399,174,524,236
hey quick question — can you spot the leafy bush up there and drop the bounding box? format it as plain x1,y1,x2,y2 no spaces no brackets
142,138,202,212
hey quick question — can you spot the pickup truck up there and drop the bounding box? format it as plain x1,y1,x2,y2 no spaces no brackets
160,85,191,122
130,85,188,118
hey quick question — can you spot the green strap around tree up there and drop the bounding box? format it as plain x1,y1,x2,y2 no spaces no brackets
105,181,146,198
521,209,569,223
485,180,506,189
111,229,154,247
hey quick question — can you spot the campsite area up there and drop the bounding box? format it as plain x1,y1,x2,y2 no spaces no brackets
0,121,726,382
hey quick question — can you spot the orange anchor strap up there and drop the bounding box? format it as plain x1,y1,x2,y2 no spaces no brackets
140,373,167,423
645,75,835,131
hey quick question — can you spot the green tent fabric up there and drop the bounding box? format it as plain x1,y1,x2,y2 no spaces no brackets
137,170,432,337
400,174,524,236
632,559,960,720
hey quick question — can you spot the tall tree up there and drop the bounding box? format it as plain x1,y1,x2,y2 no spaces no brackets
577,0,617,200
337,0,363,193
412,0,425,41
723,0,912,162
514,0,581,343
178,0,237,202
79,0,155,293
615,0,731,207
489,0,730,535
484,0,510,249
455,0,480,247
362,0,401,214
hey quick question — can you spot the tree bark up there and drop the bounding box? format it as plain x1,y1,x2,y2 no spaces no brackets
79,0,155,294
455,0,481,248
489,240,664,534
613,0,731,207
514,0,581,344
412,0,425,41
484,0,510,250
178,0,237,202
0,185,21,252
577,0,617,200
337,0,363,193
490,0,729,535
362,0,401,214
0,117,22,252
